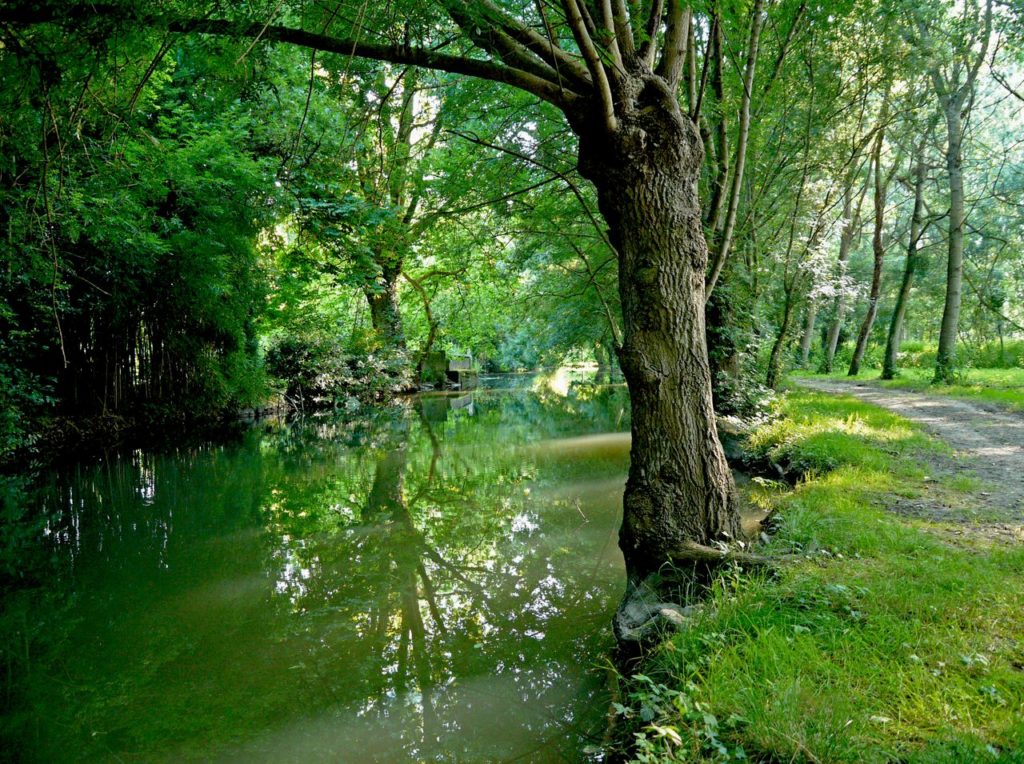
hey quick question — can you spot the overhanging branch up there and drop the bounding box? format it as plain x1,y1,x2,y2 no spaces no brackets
0,3,580,110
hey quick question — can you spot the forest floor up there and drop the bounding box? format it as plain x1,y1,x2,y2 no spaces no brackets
797,377,1024,544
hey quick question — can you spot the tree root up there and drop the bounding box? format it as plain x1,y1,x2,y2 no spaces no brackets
615,543,799,645
668,541,787,571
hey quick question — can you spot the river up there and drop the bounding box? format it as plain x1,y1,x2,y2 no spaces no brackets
2,373,630,762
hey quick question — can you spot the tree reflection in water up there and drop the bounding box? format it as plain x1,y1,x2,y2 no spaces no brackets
4,379,630,762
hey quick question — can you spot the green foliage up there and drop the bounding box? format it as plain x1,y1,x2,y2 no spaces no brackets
0,29,282,457
264,334,414,406
611,673,749,763
892,340,1024,371
0,475,48,587
745,390,937,476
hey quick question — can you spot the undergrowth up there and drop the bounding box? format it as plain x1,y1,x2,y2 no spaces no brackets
619,390,1024,763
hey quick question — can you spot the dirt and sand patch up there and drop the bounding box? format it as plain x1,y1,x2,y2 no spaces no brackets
798,378,1024,543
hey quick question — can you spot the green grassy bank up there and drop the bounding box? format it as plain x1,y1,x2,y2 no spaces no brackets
619,390,1024,763
791,368,1024,412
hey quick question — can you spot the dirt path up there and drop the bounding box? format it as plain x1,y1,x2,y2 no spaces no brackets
798,378,1024,543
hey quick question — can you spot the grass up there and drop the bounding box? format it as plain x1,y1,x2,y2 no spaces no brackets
790,367,1024,412
622,390,1024,763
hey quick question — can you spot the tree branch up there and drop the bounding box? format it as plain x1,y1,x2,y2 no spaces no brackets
669,541,783,570
562,0,618,130
638,0,664,69
705,0,765,301
567,240,622,348
992,70,1024,103
0,4,580,110
472,0,594,87
654,0,689,88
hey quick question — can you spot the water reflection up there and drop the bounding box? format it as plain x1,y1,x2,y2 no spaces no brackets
3,378,630,762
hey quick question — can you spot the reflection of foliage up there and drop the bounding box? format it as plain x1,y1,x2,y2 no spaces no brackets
3,384,630,761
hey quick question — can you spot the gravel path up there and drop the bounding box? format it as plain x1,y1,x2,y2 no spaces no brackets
797,378,1024,543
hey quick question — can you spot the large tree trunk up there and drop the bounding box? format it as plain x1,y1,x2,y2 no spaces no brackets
934,98,966,384
882,145,928,380
364,263,406,351
572,88,739,587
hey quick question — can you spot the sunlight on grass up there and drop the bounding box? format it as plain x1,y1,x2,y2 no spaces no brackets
636,390,1024,763
792,367,1024,412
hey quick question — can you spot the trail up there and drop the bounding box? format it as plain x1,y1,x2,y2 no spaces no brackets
798,378,1024,542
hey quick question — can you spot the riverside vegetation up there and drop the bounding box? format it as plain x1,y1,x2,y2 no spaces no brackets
614,390,1024,762
1,0,1023,761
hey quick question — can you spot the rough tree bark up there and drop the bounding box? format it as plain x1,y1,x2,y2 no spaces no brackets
572,80,740,585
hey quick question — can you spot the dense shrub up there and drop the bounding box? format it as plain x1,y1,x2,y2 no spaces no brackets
265,335,415,408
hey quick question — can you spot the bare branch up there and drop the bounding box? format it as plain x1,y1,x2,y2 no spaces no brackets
567,240,622,348
691,10,715,121
562,0,618,130
964,0,994,91
992,70,1024,103
758,0,806,106
455,0,594,88
638,0,664,69
610,0,636,61
655,0,689,88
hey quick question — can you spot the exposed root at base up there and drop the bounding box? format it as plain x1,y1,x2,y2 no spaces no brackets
669,540,784,570
615,542,794,646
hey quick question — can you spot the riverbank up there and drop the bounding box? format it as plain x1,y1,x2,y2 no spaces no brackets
619,388,1024,762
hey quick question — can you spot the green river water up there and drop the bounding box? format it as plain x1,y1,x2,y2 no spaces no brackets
2,374,630,762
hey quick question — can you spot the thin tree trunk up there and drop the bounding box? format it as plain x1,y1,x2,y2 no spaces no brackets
766,291,795,389
704,8,729,235
404,272,437,381
799,300,817,367
848,116,890,377
882,140,928,380
595,339,611,383
922,0,992,383
823,173,870,372
934,97,966,384
705,0,765,299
